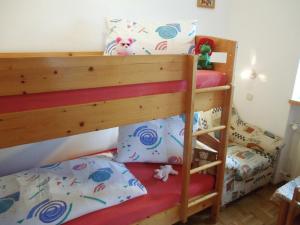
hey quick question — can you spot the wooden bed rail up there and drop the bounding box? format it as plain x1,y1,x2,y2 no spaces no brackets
0,55,188,96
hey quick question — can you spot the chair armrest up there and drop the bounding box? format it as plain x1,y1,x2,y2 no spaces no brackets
229,112,284,156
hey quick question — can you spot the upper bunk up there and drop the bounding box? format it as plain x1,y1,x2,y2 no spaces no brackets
0,35,237,149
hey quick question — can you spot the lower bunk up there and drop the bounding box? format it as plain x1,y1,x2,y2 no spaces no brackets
66,163,215,225
0,152,215,225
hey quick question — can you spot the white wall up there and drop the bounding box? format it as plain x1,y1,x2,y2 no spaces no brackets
0,0,231,176
227,0,300,137
0,0,230,52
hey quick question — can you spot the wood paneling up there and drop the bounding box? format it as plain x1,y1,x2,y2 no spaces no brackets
0,52,102,58
194,91,224,112
0,90,224,149
0,55,188,96
0,92,185,148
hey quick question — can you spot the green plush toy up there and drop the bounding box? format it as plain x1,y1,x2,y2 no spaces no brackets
196,38,215,70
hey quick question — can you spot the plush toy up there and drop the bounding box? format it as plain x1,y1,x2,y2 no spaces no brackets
115,37,134,56
195,38,215,70
154,165,178,182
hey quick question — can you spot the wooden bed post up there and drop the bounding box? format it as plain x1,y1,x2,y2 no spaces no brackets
180,55,197,223
210,39,237,223
210,85,234,222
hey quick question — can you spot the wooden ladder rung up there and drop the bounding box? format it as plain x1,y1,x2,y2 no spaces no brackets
193,125,226,137
195,85,231,94
190,160,222,175
188,192,218,208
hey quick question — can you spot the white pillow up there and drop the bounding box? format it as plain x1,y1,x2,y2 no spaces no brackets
115,113,199,164
104,18,197,55
0,156,147,225
116,119,167,163
166,114,199,164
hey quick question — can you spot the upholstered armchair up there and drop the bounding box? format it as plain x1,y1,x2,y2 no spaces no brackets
195,107,284,205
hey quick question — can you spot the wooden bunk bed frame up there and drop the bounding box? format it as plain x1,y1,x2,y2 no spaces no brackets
0,35,237,225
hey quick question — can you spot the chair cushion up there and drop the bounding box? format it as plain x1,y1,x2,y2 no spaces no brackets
226,144,273,180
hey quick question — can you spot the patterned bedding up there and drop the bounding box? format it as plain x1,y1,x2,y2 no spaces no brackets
0,155,147,225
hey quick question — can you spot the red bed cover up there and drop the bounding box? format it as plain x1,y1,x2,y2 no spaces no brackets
0,70,226,113
66,163,215,225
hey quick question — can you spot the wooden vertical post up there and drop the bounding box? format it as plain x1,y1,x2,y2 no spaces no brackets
210,86,234,222
210,39,237,223
180,55,197,223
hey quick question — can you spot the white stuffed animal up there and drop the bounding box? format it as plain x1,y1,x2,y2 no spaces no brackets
154,165,178,182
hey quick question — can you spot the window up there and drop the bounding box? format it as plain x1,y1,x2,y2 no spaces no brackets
292,60,300,101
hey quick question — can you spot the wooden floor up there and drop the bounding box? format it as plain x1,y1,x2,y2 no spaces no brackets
182,185,279,225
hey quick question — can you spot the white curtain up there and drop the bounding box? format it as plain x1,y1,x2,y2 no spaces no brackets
287,129,300,179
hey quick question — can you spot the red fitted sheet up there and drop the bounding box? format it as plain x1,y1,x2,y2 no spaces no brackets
0,70,226,114
66,163,215,225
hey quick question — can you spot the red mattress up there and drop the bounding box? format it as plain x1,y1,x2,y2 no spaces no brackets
66,163,215,225
0,70,226,113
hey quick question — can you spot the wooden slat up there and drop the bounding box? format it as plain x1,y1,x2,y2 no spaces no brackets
188,192,218,208
194,91,224,112
196,85,230,93
132,195,215,225
0,52,103,58
193,125,226,137
190,160,222,175
187,194,215,217
180,55,197,223
0,90,224,149
0,92,185,149
197,134,220,151
0,55,188,96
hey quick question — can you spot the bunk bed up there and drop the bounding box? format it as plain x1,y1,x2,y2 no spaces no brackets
0,35,237,225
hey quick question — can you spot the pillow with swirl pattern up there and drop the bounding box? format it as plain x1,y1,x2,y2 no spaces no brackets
104,18,197,56
115,113,199,164
0,156,146,225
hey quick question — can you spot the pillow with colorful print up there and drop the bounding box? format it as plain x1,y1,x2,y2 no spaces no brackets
104,18,197,56
0,155,147,225
165,114,199,164
116,119,167,163
115,113,199,164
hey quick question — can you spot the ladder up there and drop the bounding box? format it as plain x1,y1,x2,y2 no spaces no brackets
180,56,234,223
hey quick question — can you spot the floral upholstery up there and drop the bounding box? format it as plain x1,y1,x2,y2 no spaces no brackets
226,144,273,180
223,165,274,204
229,108,284,157
198,107,284,205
